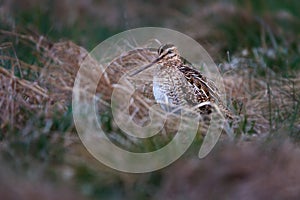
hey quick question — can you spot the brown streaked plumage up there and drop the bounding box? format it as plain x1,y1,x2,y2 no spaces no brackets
130,44,233,119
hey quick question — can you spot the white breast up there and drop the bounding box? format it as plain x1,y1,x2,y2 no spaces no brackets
152,67,187,113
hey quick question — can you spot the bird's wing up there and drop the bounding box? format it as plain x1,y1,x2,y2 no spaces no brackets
178,64,221,103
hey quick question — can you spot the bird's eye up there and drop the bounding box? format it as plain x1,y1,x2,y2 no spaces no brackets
158,47,164,55
158,44,175,55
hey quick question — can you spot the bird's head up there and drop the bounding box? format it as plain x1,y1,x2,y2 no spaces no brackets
157,44,180,62
129,44,181,76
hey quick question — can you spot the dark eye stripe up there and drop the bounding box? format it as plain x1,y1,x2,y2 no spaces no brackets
158,47,163,55
158,44,175,55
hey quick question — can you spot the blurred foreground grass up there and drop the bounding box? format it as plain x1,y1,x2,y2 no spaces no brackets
0,0,300,199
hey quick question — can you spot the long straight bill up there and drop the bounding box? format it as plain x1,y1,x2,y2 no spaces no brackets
129,50,170,77
129,57,160,77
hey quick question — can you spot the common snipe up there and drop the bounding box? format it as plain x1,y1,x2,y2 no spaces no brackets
130,44,233,119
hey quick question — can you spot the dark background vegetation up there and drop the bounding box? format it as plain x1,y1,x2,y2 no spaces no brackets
0,0,299,199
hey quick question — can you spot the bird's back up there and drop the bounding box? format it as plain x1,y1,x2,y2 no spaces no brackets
154,60,233,118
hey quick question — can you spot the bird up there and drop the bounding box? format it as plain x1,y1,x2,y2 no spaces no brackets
130,44,233,119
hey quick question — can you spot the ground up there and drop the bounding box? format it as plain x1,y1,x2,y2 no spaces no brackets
0,0,300,199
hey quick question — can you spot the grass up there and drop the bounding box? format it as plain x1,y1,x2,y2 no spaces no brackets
0,0,300,199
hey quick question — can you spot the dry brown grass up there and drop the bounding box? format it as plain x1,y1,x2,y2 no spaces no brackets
0,31,88,130
223,62,300,136
0,29,299,139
